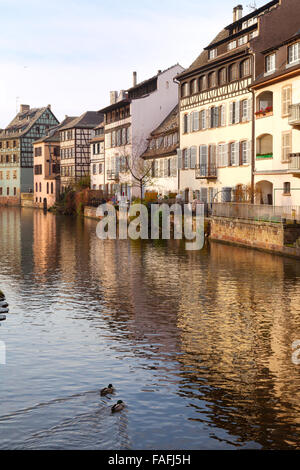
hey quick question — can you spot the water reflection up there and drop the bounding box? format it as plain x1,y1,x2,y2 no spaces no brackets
0,208,299,449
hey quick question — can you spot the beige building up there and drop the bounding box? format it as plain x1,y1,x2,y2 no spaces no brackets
252,33,300,206
90,122,105,190
142,105,179,197
59,112,103,192
33,117,74,209
99,65,184,200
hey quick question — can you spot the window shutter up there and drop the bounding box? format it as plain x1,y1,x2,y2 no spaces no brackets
206,109,211,128
187,114,191,133
164,159,168,177
210,144,216,166
217,145,221,167
229,103,233,125
235,102,240,124
194,112,199,131
186,147,191,168
224,143,229,167
221,105,226,126
190,146,197,169
235,142,240,166
177,149,182,170
247,99,252,121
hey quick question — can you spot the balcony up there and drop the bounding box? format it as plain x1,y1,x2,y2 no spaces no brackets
288,104,300,126
288,153,300,176
107,170,119,181
195,164,217,179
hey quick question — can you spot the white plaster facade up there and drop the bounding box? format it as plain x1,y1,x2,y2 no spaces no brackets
101,64,184,200
254,72,300,206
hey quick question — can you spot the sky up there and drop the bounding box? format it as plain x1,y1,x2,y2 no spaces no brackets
0,0,268,127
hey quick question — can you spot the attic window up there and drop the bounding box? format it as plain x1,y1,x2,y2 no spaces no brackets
208,49,217,60
228,40,237,51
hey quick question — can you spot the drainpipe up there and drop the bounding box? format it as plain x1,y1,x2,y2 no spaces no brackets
173,76,181,194
249,50,256,204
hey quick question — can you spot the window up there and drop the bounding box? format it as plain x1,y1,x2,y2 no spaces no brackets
241,141,250,165
47,183,49,194
283,182,291,195
13,170,17,179
240,59,251,78
228,40,237,51
229,142,239,166
191,79,198,94
93,164,97,175
35,147,42,157
282,86,292,116
192,112,199,132
200,110,206,130
210,107,219,128
229,101,240,124
238,36,247,46
217,144,228,167
288,42,300,65
265,53,276,73
282,131,292,162
208,49,217,60
181,83,189,97
199,75,207,90
241,99,251,122
0,188,2,195
229,63,238,82
7,187,9,195
183,114,188,133
51,183,53,194
208,72,216,88
218,68,226,85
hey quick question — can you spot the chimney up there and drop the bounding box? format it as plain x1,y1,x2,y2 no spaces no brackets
117,90,127,102
233,5,243,22
20,104,30,113
133,71,137,87
47,104,51,109
110,91,118,105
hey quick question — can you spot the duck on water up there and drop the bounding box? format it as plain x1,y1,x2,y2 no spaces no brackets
0,290,8,321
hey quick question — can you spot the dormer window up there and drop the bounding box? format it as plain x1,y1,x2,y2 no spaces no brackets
288,42,300,65
228,40,237,51
238,35,247,46
208,49,217,60
181,82,189,97
265,53,276,74
191,79,198,94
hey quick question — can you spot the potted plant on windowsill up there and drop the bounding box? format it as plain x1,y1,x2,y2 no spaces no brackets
255,106,273,117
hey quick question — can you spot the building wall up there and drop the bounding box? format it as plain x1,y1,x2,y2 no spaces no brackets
90,140,105,190
179,88,253,201
254,73,300,205
33,142,60,208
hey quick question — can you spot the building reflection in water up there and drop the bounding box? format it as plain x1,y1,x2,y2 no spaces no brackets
1,209,299,448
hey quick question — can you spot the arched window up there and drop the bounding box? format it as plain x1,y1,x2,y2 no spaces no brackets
240,59,251,78
191,79,198,94
256,91,273,113
229,63,238,82
199,75,207,91
256,134,273,157
208,72,216,88
181,83,189,97
218,68,226,85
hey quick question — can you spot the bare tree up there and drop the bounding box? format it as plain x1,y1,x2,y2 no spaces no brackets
116,138,154,202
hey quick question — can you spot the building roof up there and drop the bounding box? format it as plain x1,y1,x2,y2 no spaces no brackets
150,105,178,137
126,64,183,93
142,105,179,160
252,28,300,88
0,105,56,139
59,111,104,130
34,116,75,144
98,99,131,114
176,0,279,81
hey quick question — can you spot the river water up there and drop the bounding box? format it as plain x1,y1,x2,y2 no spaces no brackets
0,207,300,450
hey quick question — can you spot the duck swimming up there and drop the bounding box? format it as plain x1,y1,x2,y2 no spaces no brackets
100,384,115,396
111,400,125,413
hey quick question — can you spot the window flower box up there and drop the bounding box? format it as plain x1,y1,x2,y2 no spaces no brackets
256,153,273,159
255,106,273,118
